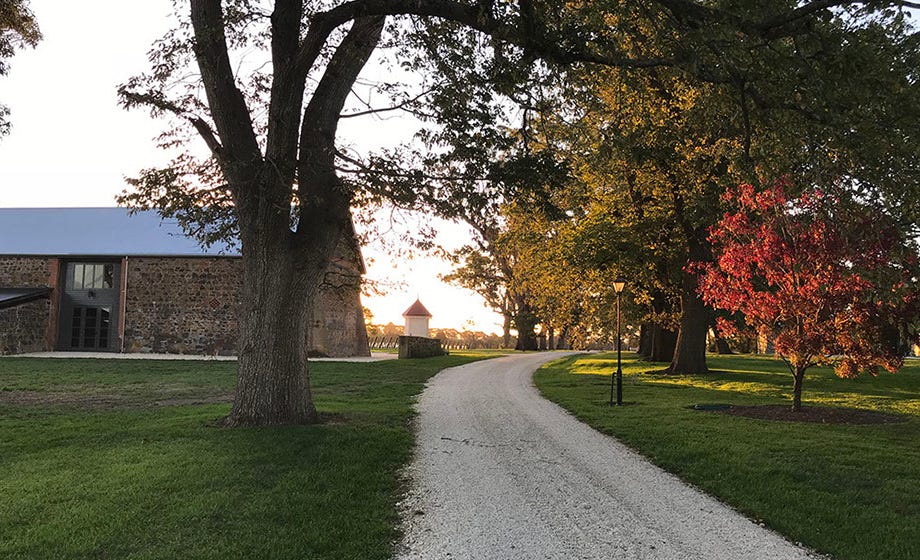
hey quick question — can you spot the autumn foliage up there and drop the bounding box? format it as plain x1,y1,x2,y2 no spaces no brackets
697,180,920,411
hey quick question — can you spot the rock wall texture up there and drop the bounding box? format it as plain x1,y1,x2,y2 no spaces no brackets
122,257,241,355
0,251,370,357
0,299,51,355
0,257,55,287
307,246,370,358
398,335,446,359
0,257,56,355
124,256,369,357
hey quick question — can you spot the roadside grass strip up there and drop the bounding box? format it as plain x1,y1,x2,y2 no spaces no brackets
0,353,495,560
534,352,920,560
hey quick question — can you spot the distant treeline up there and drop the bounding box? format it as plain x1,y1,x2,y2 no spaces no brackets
367,324,508,350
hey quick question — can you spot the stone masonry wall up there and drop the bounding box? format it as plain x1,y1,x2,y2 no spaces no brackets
124,255,370,357
0,299,51,355
0,257,55,287
398,335,446,359
0,257,56,355
0,252,370,357
307,250,371,357
123,257,241,355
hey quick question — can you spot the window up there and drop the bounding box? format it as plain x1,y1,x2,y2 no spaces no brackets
71,263,114,290
70,306,111,349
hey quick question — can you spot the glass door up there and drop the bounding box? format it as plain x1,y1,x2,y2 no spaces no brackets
68,306,112,350
59,262,121,351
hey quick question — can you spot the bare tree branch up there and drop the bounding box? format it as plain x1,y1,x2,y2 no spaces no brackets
339,88,434,118
117,88,224,155
294,0,676,83
757,0,920,33
190,0,261,176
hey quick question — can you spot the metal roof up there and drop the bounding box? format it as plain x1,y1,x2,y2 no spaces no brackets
402,299,432,317
0,287,52,309
0,208,240,257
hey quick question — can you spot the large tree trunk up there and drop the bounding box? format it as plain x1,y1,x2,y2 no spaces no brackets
668,230,711,374
502,312,513,348
648,324,677,362
186,3,385,427
792,366,806,412
225,239,321,426
514,298,539,351
668,281,710,374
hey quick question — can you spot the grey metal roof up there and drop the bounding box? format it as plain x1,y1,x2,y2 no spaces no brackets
0,287,52,309
0,208,240,256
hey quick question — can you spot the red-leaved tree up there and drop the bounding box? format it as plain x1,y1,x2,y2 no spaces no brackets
697,180,920,411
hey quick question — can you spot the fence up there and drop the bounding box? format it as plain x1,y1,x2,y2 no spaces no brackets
368,335,504,351
368,335,400,350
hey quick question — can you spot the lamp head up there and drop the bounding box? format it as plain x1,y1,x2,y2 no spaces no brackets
613,278,626,294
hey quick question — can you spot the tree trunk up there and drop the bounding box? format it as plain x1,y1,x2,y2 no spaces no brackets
224,245,320,426
556,327,570,350
514,299,538,351
638,323,652,357
547,326,555,350
648,324,677,362
668,230,711,374
668,283,710,374
714,335,733,355
791,367,806,412
502,313,513,348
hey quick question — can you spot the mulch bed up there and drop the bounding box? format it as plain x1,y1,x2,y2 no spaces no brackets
696,403,906,424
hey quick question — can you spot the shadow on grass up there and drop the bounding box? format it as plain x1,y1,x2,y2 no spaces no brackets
0,353,499,560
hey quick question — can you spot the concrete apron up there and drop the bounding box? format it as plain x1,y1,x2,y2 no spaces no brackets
4,351,397,363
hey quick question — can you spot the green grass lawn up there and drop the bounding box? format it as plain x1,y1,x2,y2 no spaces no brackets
535,352,920,560
0,353,494,560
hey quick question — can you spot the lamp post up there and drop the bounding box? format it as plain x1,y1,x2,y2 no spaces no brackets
609,278,626,406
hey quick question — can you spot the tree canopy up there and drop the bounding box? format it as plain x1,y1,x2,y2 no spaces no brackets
0,0,40,137
433,3,920,370
699,180,920,411
119,0,920,425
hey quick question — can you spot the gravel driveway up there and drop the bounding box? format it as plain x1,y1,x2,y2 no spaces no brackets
396,352,822,560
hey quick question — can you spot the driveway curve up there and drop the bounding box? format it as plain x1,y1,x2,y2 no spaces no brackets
396,352,821,560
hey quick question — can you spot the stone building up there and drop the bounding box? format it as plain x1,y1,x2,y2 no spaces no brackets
0,208,369,357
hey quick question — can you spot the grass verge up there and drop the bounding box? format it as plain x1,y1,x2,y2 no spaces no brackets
0,353,494,560
534,352,920,560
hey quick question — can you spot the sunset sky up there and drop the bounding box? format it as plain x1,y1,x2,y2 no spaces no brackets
0,1,503,334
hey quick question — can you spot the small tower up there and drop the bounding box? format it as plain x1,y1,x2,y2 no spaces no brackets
403,298,432,338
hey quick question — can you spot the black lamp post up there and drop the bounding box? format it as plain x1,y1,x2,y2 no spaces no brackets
609,278,626,406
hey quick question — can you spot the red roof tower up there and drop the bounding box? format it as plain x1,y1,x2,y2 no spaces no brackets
402,298,432,317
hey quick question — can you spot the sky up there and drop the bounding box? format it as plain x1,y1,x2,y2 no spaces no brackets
0,1,504,334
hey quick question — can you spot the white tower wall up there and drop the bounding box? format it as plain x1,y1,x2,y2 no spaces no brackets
405,316,430,338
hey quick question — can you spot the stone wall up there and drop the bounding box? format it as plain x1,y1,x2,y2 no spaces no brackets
123,255,370,357
0,257,56,287
307,246,371,357
398,335,446,359
0,257,57,354
0,251,370,357
123,257,241,355
0,299,51,355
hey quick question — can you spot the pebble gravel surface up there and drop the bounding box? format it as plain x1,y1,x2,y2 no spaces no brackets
396,352,823,560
